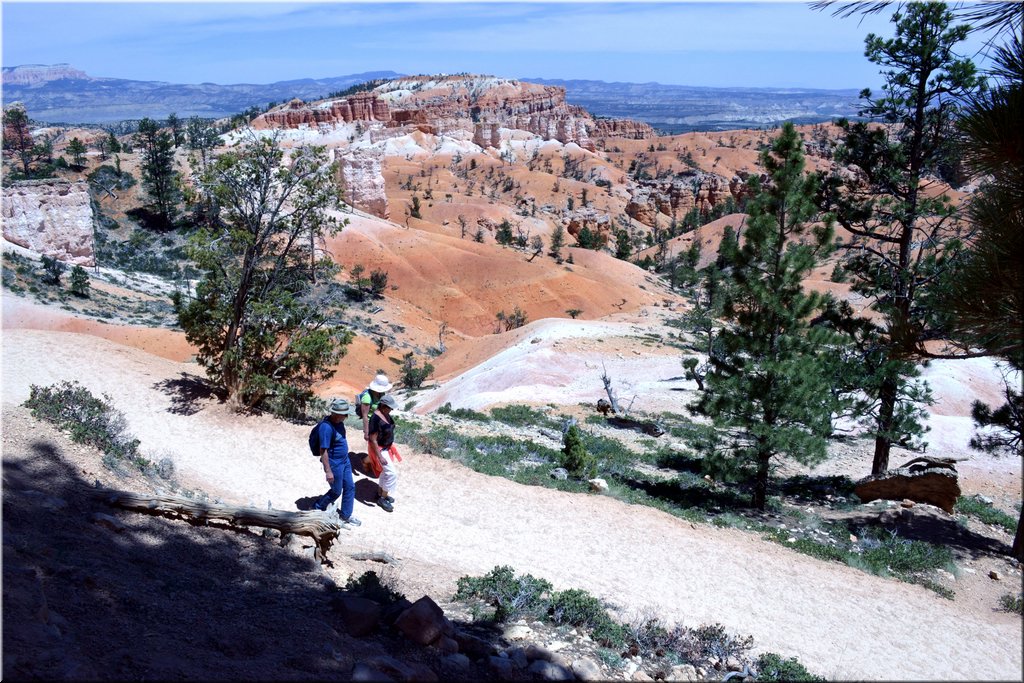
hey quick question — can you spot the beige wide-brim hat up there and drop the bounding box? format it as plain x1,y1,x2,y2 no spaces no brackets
368,374,393,393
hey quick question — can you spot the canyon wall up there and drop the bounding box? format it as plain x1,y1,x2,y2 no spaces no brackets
1,180,95,265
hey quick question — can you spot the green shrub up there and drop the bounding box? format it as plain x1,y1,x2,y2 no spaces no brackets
436,402,489,422
455,565,552,622
490,404,553,428
857,532,954,577
23,381,149,471
999,593,1023,615
756,652,826,681
399,352,434,390
954,495,1018,534
562,425,597,478
343,570,405,605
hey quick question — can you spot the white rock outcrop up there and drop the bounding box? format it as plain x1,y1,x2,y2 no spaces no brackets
336,149,389,220
2,179,95,265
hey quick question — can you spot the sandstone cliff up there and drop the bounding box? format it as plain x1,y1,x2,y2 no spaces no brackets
336,149,389,220
2,180,95,265
251,75,653,149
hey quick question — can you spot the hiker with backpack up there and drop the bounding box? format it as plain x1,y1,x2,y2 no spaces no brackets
367,394,402,513
357,373,393,442
310,398,361,528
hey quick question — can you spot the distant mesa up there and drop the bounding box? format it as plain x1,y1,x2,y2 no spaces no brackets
2,63,93,86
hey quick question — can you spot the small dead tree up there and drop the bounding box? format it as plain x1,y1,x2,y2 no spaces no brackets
601,363,623,415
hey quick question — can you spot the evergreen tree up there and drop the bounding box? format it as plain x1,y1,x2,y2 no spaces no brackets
715,224,739,270
69,265,90,297
680,263,725,392
66,137,87,167
186,116,219,169
614,229,632,260
172,134,351,414
166,113,183,147
943,15,1023,560
820,3,982,474
687,122,840,509
107,130,122,154
549,224,566,259
495,219,514,246
134,117,180,227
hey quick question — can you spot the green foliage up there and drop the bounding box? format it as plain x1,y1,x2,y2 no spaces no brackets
343,570,405,605
495,306,528,332
23,381,149,471
687,122,841,509
368,269,389,297
66,137,87,167
566,308,582,319
562,425,597,479
69,265,90,297
549,224,566,259
172,133,350,415
455,565,552,622
954,495,1017,534
756,652,826,682
998,593,1023,615
40,256,66,285
134,117,180,227
409,194,422,219
821,3,982,473
495,219,514,246
614,229,632,260
436,402,489,422
575,225,603,250
88,164,136,190
490,404,554,428
399,352,434,389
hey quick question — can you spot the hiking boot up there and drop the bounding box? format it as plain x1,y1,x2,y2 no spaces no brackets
340,516,361,528
377,496,394,513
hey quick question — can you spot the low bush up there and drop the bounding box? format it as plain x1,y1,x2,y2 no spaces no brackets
343,570,405,605
998,593,1023,615
490,404,555,428
954,495,1018,534
436,402,490,422
756,652,826,681
23,381,149,472
455,565,552,622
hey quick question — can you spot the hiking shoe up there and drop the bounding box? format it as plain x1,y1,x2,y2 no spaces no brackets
377,496,394,513
340,516,361,527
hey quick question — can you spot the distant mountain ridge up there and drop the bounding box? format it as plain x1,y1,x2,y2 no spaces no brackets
2,64,861,130
1,65,404,124
521,77,862,133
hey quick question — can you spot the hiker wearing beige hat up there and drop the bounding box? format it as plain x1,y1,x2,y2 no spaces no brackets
312,398,361,528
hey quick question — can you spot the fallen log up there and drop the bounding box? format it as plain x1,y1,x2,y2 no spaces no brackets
605,416,665,437
95,488,342,559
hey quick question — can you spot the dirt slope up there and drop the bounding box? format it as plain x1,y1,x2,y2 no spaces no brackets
2,326,1021,681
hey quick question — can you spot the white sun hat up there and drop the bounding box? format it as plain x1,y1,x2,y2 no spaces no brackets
368,373,393,393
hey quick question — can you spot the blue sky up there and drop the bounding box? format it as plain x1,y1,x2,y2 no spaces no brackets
0,1,995,90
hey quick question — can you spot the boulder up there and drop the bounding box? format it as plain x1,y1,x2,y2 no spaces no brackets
333,596,381,637
572,657,605,681
854,457,961,513
394,596,451,646
588,478,609,493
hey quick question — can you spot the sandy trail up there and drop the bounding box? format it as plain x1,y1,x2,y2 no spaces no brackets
2,328,1021,681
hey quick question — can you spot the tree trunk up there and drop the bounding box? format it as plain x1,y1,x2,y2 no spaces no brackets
1014,506,1024,562
873,374,899,475
753,451,771,510
97,488,342,560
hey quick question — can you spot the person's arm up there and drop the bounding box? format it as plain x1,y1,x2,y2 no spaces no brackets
321,448,333,482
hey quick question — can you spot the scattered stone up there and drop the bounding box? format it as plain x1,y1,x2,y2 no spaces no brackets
989,570,1001,581
588,478,609,493
726,656,742,671
550,468,569,481
394,596,451,646
571,656,604,681
502,624,533,641
352,662,395,682
432,635,459,655
668,663,699,681
900,499,916,508
333,596,382,637
91,512,126,533
854,458,961,513
528,659,574,681
453,629,493,658
489,655,515,679
440,653,471,674
632,670,654,681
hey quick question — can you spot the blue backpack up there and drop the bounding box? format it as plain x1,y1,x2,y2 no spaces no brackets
308,420,340,457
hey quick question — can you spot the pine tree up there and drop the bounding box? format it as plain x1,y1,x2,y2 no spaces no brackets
134,117,180,227
549,224,566,259
495,219,514,246
66,137,87,167
820,3,982,474
69,265,90,297
687,122,841,509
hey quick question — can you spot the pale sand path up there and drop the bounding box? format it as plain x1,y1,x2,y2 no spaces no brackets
2,328,1021,681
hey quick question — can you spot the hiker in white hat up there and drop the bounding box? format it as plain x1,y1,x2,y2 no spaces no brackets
356,373,393,442
367,393,402,512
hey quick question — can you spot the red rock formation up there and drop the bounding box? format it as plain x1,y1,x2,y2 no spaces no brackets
252,75,649,150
